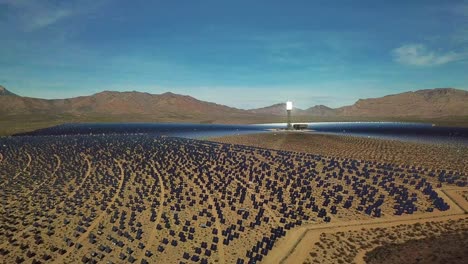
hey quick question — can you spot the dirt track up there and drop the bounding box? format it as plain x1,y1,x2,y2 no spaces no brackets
64,155,93,201
0,153,62,248
26,154,61,197
441,188,468,214
1,135,466,264
210,132,468,264
264,187,467,264
135,162,166,261
208,195,226,264
12,151,31,182
54,159,126,263
211,132,468,175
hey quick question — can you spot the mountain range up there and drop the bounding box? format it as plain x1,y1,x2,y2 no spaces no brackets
0,86,467,135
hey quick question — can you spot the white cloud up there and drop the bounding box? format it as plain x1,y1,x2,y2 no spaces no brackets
392,44,467,66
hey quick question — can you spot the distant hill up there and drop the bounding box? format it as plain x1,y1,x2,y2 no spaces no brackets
253,88,468,118
304,105,338,116
0,86,467,135
249,103,338,116
0,89,252,122
0,86,17,96
249,103,308,116
336,88,468,117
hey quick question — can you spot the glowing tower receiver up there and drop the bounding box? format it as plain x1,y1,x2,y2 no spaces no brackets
286,101,293,130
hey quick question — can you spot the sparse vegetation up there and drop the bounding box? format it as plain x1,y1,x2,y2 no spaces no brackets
364,231,468,264
303,219,467,264
1,134,465,263
213,132,468,175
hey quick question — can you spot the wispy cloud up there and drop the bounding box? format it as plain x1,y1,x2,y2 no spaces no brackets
29,9,72,30
1,0,71,30
392,44,467,66
249,30,373,68
0,0,106,30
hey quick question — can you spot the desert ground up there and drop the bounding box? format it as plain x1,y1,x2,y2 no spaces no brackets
364,227,467,264
211,132,468,264
211,132,468,175
0,132,466,264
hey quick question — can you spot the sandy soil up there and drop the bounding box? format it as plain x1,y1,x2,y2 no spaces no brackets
0,133,466,264
277,213,467,264
12,152,31,182
440,188,468,213
363,231,468,264
25,154,61,198
263,189,466,264
211,132,468,264
133,162,166,262
211,132,468,176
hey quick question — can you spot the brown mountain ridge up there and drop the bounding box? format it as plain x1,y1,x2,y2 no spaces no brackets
336,88,468,118
0,87,467,133
0,85,17,96
249,88,467,118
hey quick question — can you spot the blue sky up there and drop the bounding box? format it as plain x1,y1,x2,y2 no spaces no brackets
0,0,467,109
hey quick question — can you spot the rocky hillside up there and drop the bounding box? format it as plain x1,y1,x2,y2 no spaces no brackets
0,86,17,96
0,87,466,125
249,103,308,116
304,105,338,116
0,89,252,121
336,88,468,117
253,88,467,118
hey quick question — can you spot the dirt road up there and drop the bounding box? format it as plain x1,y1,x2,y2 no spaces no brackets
53,159,126,263
11,151,31,182
134,162,166,261
263,188,467,264
26,154,61,197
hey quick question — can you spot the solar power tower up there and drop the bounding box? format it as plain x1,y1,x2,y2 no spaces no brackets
286,101,293,130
